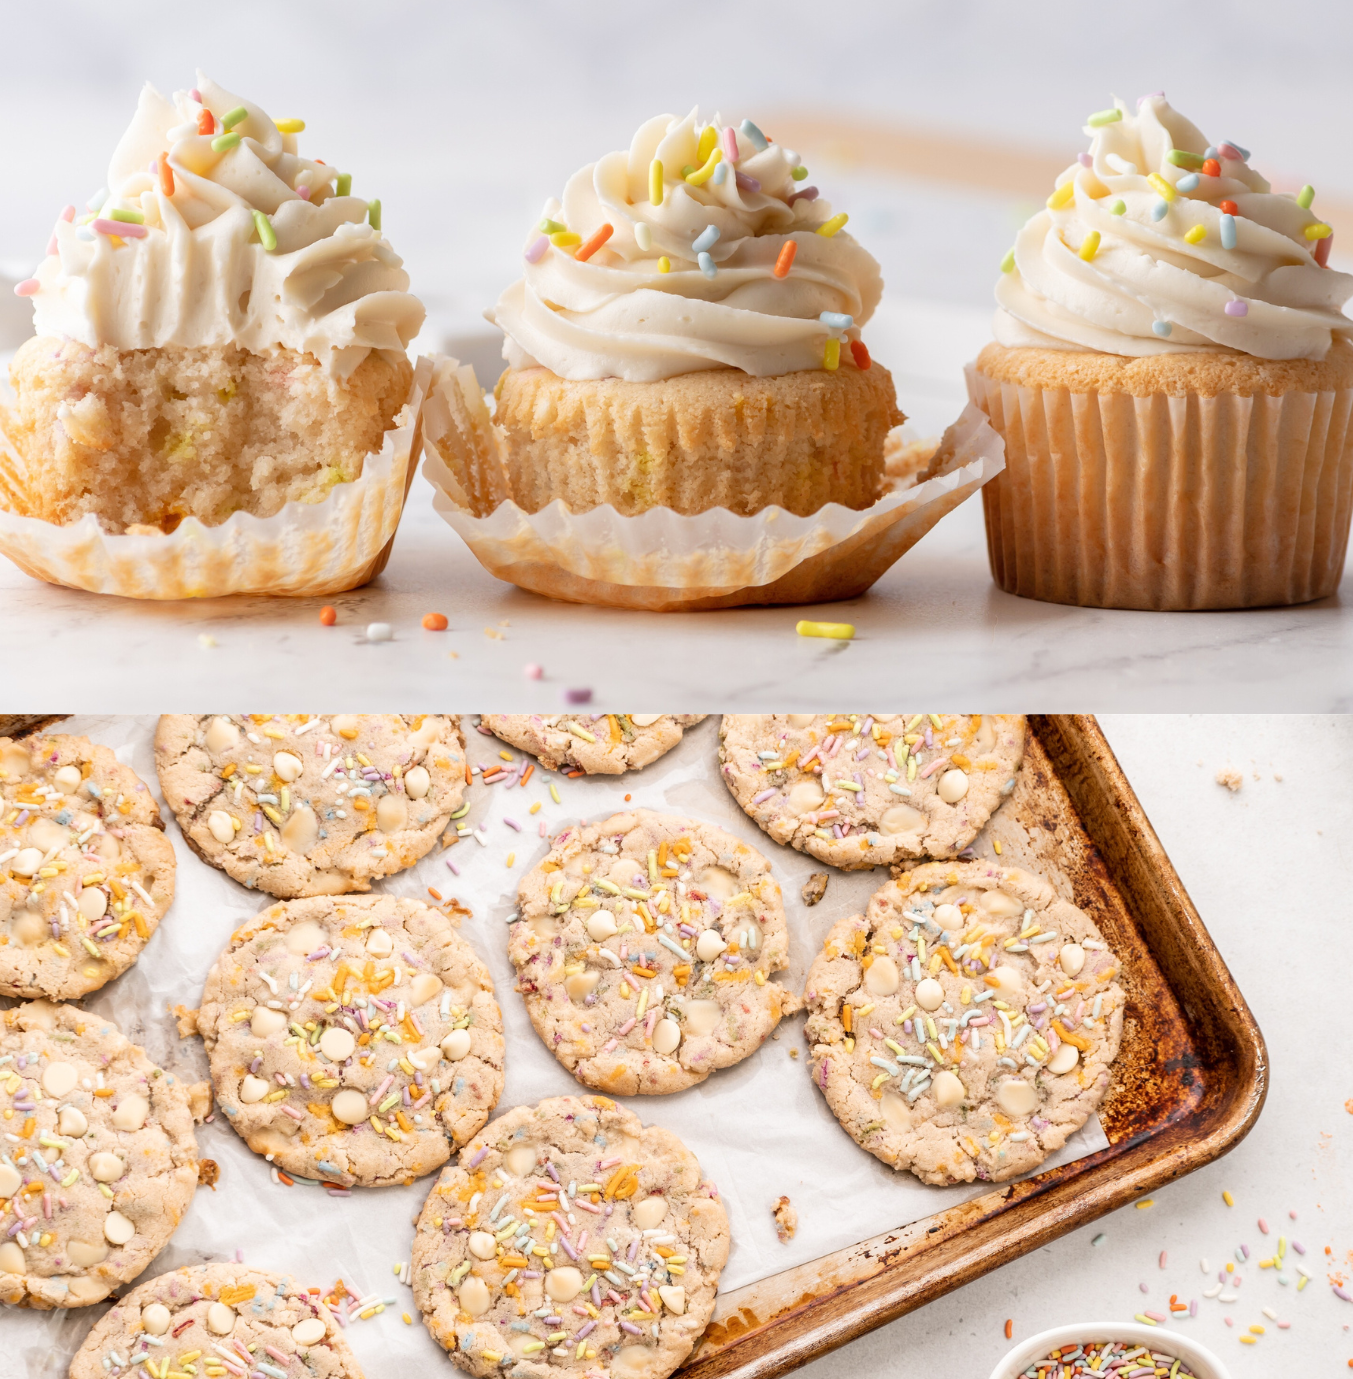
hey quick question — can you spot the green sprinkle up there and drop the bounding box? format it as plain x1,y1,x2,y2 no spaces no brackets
109,208,144,225
539,218,566,234
791,165,809,181
1086,108,1122,128
221,105,249,131
1298,184,1315,209
367,199,381,232
1000,248,1016,273
1109,199,1127,215
335,172,352,196
211,131,241,153
253,209,277,252
1166,149,1206,169
681,164,696,178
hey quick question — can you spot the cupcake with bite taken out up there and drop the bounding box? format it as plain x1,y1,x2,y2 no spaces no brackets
972,93,1353,610
2,73,423,545
470,109,902,519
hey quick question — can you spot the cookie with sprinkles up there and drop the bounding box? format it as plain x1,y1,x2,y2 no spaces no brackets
483,715,707,776
510,810,793,1096
155,714,466,898
69,1263,363,1379
0,1000,201,1308
803,861,1125,1185
719,714,1026,870
196,893,504,1187
0,733,176,999
412,1094,729,1379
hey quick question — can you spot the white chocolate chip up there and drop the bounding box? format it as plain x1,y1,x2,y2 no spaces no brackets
441,1029,472,1061
564,971,600,1002
937,768,969,804
468,1231,497,1260
786,779,825,814
683,1000,723,1036
979,889,1023,917
694,929,726,962
697,866,737,900
319,1028,355,1063
1048,1043,1080,1074
207,811,235,845
915,978,944,1012
291,1318,326,1346
239,1075,269,1104
250,1008,287,1038
988,966,1025,1000
57,1105,88,1138
28,817,67,852
103,1210,135,1245
631,1197,668,1230
932,1070,964,1109
0,1164,20,1197
404,765,431,799
281,806,318,853
585,913,618,942
41,1061,78,1098
651,1019,681,1055
205,717,241,754
53,765,82,792
864,955,899,996
331,1089,369,1124
67,1239,109,1266
996,1079,1038,1118
458,1276,491,1316
111,1093,149,1131
375,794,408,833
545,1266,583,1302
141,1302,172,1335
285,920,327,955
657,1286,686,1315
272,751,303,782
409,973,443,1006
10,848,43,877
1059,943,1086,978
89,1152,124,1183
504,1144,537,1177
365,929,394,957
880,1090,911,1131
0,1241,26,1273
932,902,963,928
78,887,107,921
787,715,816,728
629,715,662,727
880,802,926,836
206,1301,236,1335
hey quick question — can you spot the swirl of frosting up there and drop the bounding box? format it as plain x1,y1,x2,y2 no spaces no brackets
994,95,1353,361
26,73,423,377
488,109,884,381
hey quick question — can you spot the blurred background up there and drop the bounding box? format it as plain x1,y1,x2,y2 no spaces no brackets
2,0,1350,433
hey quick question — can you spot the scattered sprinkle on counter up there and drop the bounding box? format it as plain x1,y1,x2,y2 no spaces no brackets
795,620,854,639
319,605,337,626
523,663,544,679
365,622,392,642
197,633,217,648
422,612,448,631
563,687,593,704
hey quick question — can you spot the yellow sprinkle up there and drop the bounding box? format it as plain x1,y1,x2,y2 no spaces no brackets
823,337,840,371
529,802,541,814
275,118,305,134
685,147,722,186
1078,230,1101,261
1047,180,1076,210
1223,1190,1234,1207
1305,222,1333,240
402,1312,412,1325
1248,1325,1264,1335
1184,224,1207,244
817,212,849,237
1147,173,1176,202
549,783,561,804
1135,1199,1155,1210
505,852,515,868
549,231,581,248
993,840,1003,854
1238,1336,1255,1345
796,620,854,640
658,256,670,273
1134,1313,1157,1326
649,158,664,206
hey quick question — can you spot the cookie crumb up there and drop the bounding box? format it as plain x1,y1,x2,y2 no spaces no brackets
197,1158,220,1189
1215,767,1243,792
772,1195,797,1243
801,872,829,906
789,1047,799,1059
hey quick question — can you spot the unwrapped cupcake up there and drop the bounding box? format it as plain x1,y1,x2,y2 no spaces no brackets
0,73,426,596
475,109,902,518
973,93,1353,610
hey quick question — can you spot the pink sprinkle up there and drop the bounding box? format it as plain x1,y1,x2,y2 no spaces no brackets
13,279,39,297
1258,1217,1269,1234
1289,1210,1298,1220
60,204,75,222
1224,1316,1234,1328
1316,232,1334,267
1188,1299,1197,1317
1144,1309,1165,1322
92,218,147,238
190,88,201,102
1137,91,1166,106
918,755,951,779
787,186,818,206
523,663,544,678
444,857,460,876
616,1018,636,1036
1224,299,1249,317
1217,143,1244,162
1078,152,1093,167
296,184,311,200
525,234,549,264
46,234,58,256
601,1038,618,1053
722,126,739,162
1159,1250,1168,1268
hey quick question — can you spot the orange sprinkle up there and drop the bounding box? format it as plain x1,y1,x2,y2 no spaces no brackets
521,763,535,786
850,339,871,370
464,761,472,786
1202,158,1220,177
20,1118,35,1139
624,793,632,803
1004,1319,1013,1340
197,109,214,136
427,887,443,901
574,223,614,262
158,155,175,197
422,612,448,631
773,240,797,278
567,770,584,778
319,606,337,626
277,1171,295,1186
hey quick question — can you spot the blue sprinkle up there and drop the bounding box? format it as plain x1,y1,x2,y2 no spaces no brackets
819,311,854,329
692,224,720,253
222,1104,237,1117
1152,320,1173,337
711,161,729,185
85,782,102,798
698,251,717,279
1151,199,1169,222
454,1077,465,1096
1220,214,1237,250
739,118,768,152
55,810,70,825
1176,172,1200,193
1204,145,1219,160
1224,140,1251,161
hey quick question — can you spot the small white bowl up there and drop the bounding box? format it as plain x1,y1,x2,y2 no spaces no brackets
989,1321,1233,1379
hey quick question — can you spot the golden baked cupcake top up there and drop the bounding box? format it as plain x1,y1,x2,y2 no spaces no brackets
487,109,884,381
15,72,423,379
995,93,1353,361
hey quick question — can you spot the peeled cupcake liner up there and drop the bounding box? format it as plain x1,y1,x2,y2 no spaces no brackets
420,354,1007,611
968,361,1353,610
0,355,432,599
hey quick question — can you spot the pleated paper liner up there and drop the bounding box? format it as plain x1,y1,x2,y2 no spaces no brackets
420,355,1006,612
0,356,432,600
969,362,1353,611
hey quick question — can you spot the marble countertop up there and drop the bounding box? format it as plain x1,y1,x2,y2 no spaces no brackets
1,299,1349,711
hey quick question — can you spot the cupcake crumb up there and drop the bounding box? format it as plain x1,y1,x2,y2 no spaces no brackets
1215,767,1243,792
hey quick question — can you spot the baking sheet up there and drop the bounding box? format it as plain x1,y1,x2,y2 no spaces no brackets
5,715,1106,1378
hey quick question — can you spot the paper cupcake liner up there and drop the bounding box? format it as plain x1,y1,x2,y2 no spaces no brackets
0,356,432,599
969,362,1353,610
420,354,1006,611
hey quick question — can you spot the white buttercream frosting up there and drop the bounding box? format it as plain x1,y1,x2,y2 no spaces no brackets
488,109,884,382
27,73,424,378
994,95,1353,361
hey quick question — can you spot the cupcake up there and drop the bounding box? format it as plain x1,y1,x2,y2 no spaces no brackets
478,109,902,517
973,94,1353,609
2,74,424,536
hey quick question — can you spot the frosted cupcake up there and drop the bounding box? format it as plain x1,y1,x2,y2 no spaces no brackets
3,74,423,536
478,110,901,517
973,94,1353,609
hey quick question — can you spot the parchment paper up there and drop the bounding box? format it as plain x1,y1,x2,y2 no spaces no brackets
5,716,1105,1378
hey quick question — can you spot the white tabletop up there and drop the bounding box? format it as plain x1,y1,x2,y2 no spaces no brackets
791,713,1352,1379
1,299,1349,712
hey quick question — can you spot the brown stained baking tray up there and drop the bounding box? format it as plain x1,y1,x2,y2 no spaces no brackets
681,713,1268,1379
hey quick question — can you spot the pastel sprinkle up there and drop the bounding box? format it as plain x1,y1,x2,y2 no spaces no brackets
796,620,854,640
335,172,352,196
1220,214,1237,249
1000,247,1016,273
1047,181,1076,210
1304,222,1332,240
1078,230,1101,262
211,131,241,153
1297,185,1315,209
539,218,566,234
1184,224,1207,244
692,224,720,254
1135,1199,1155,1210
722,127,739,162
221,105,248,130
13,279,40,297
253,210,277,252
816,212,849,238
658,256,671,273
574,223,614,263
1224,299,1248,317
649,159,664,207
1086,108,1122,127
1108,199,1126,215
1146,173,1176,202
791,166,809,181
1151,200,1169,222
819,311,854,329
1315,233,1333,267
275,118,305,134
1176,173,1200,193
823,337,840,371
524,234,549,264
1223,1191,1235,1206
1078,153,1093,168
108,207,144,224
549,231,581,248
685,147,722,186
1223,140,1252,161
635,223,652,251
367,200,381,232
773,241,797,278
697,251,716,279
1152,320,1172,337
739,118,768,151
92,218,146,238
1166,149,1206,169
